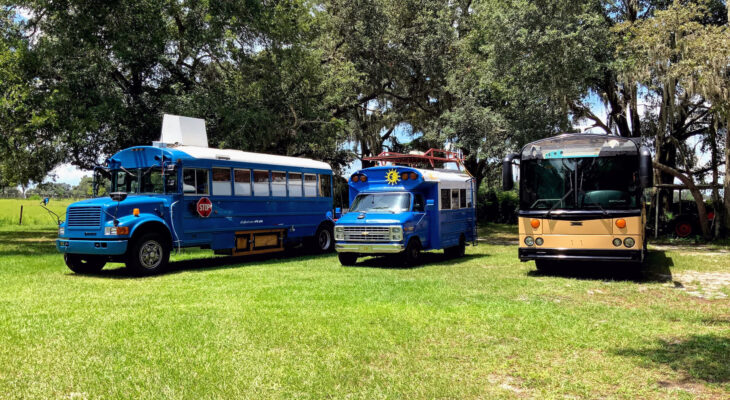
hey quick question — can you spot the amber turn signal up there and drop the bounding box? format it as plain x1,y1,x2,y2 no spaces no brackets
133,208,140,217
410,172,418,180
352,175,359,182
401,172,409,180
360,175,367,182
530,219,540,229
615,219,626,229
116,226,130,235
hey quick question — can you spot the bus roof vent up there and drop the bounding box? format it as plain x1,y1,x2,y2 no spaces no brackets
159,114,208,148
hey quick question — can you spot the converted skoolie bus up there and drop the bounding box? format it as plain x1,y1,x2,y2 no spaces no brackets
335,150,477,266
502,134,653,271
56,115,335,275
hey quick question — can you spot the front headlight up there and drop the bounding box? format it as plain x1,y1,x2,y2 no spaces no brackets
390,226,403,241
58,226,65,236
104,226,129,236
334,226,344,241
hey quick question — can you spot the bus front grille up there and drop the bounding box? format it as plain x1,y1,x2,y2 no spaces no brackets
67,207,102,227
343,226,391,242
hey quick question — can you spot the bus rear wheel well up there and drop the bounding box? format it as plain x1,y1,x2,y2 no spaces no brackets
130,222,173,251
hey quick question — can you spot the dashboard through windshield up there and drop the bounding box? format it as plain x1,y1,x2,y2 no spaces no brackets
111,168,177,194
520,155,640,211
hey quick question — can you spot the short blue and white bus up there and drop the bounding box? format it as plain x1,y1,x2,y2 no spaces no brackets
334,150,477,266
56,115,336,275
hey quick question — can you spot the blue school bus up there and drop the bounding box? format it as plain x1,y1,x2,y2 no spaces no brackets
334,150,477,266
56,115,335,275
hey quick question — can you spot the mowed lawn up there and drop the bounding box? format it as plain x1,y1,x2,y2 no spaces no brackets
0,204,729,398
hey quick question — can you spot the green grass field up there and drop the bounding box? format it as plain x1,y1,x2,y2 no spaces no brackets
0,200,728,399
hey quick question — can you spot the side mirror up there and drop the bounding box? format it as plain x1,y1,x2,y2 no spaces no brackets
42,198,49,206
502,153,519,191
639,147,653,188
110,192,128,202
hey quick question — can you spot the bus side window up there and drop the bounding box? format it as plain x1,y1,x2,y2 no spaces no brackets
288,172,302,197
272,171,287,196
451,189,460,210
319,174,332,197
196,169,209,195
304,174,317,197
460,189,467,208
414,194,425,212
254,170,270,196
212,168,232,196
234,169,251,196
440,189,451,210
183,169,197,194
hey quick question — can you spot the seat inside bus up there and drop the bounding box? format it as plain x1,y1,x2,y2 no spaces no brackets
580,190,631,207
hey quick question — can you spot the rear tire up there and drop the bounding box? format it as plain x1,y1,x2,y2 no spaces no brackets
312,224,334,253
64,254,106,274
445,236,466,258
126,232,170,275
338,253,358,266
535,260,558,273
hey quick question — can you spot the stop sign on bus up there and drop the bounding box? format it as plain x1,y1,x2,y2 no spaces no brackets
196,197,213,218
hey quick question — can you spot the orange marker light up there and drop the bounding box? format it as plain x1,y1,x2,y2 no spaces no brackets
133,208,140,217
352,175,359,182
410,172,418,180
116,226,130,235
530,219,540,229
401,172,409,180
616,219,626,229
360,175,367,182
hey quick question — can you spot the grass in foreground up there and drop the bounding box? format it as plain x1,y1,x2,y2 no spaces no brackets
0,223,728,399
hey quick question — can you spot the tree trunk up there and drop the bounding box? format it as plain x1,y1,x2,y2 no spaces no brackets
654,161,711,239
724,115,730,231
710,119,722,238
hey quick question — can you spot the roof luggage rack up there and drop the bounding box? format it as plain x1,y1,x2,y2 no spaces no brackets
363,148,471,174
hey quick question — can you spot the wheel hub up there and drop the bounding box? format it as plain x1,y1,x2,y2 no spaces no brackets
139,240,163,269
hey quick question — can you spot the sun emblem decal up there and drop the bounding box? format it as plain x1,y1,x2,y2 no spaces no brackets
385,169,400,185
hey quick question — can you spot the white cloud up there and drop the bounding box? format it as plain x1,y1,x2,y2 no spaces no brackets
46,164,91,186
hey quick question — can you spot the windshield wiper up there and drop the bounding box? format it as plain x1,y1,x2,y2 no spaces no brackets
583,202,609,215
547,188,574,217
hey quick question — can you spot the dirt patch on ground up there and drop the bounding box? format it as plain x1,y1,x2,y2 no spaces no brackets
651,245,730,256
667,271,730,300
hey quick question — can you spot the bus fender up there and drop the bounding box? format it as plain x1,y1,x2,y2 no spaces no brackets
119,215,174,250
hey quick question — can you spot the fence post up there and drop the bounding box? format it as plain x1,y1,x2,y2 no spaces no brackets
19,205,23,225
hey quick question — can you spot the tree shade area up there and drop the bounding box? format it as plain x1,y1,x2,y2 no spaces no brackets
0,0,729,238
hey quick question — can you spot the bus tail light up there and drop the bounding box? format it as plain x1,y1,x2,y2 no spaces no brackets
615,219,626,229
530,219,540,229
133,208,140,217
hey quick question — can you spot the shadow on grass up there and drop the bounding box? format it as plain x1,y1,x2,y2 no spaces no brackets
526,250,674,283
346,253,484,269
0,229,59,256
615,334,730,383
74,246,334,279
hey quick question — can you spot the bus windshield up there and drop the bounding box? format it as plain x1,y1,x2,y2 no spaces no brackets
350,193,411,214
521,155,639,211
112,168,177,194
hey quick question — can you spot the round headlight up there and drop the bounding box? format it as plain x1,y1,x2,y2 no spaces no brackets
613,238,622,247
535,237,543,246
624,238,635,248
524,236,535,246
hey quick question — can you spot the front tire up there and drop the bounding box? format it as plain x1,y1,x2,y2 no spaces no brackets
64,254,106,274
338,253,358,266
126,233,170,275
402,239,422,267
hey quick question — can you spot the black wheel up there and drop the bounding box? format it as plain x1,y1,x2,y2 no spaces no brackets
338,253,358,266
64,254,106,274
535,260,558,273
673,220,694,238
445,236,466,258
126,232,170,275
312,224,334,253
402,239,422,267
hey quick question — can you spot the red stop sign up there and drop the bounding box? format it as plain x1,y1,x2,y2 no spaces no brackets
196,197,213,218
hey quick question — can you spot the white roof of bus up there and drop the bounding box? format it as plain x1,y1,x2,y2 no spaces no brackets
173,145,332,171
414,168,472,184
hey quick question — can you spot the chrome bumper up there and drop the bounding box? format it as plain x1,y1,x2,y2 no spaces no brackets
335,242,405,254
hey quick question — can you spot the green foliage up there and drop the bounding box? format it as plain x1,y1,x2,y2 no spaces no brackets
477,186,519,224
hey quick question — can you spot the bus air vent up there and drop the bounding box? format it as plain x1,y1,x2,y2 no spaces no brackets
66,207,102,227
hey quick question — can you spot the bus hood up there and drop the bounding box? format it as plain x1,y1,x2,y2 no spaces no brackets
64,196,170,223
336,212,418,226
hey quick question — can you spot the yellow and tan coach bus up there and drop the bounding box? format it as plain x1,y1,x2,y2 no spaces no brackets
502,134,653,271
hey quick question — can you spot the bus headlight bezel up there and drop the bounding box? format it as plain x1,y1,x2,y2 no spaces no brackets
524,236,535,246
534,237,543,246
624,237,635,248
58,227,65,236
334,226,344,241
613,238,622,247
390,226,403,241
